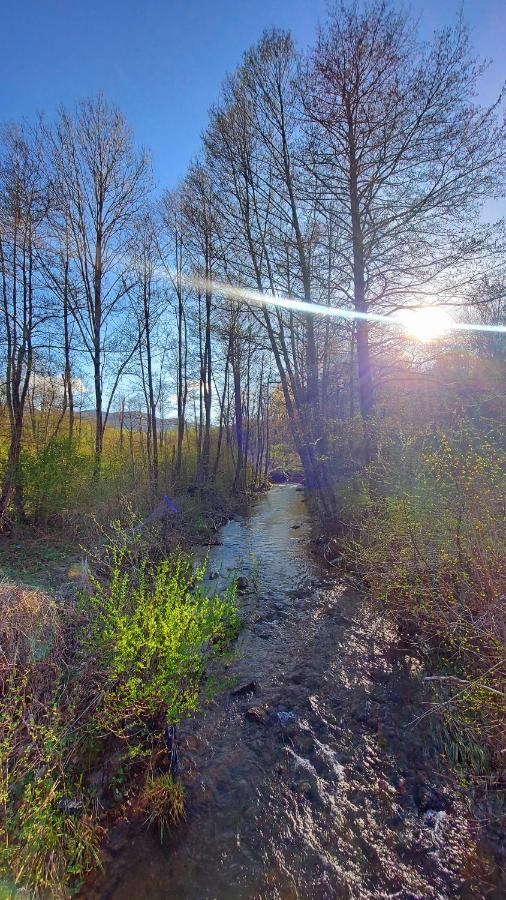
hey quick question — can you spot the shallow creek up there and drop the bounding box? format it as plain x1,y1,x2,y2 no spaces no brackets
89,485,500,899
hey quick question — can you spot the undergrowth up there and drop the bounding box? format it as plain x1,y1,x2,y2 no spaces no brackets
338,417,505,781
0,547,238,896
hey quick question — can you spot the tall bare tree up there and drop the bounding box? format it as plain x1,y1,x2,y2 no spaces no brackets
303,0,506,418
46,95,151,472
0,124,48,526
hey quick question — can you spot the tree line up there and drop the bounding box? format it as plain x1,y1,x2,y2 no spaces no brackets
1,0,505,527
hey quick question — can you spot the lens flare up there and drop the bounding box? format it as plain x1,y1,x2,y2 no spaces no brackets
398,307,454,341
162,269,506,338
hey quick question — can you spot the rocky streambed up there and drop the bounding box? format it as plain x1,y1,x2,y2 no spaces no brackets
87,485,503,899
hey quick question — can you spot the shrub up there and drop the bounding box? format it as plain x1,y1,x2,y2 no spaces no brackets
82,549,239,731
20,436,93,523
0,550,238,896
341,418,506,777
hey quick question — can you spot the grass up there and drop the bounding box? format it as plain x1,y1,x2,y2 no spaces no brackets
140,773,185,840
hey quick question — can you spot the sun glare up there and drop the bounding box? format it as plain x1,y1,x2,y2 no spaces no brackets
399,306,454,342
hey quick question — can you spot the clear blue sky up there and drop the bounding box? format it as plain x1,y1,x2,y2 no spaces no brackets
1,1,505,192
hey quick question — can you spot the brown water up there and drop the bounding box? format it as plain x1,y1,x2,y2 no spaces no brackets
90,485,500,900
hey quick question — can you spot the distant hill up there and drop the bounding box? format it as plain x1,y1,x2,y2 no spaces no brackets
80,410,178,433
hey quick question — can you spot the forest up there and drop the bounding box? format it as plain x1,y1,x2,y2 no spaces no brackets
0,1,505,897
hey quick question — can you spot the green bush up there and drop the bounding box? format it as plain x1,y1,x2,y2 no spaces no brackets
83,549,239,730
21,436,93,522
1,550,238,896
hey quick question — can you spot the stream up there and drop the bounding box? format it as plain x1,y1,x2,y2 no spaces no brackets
91,485,501,900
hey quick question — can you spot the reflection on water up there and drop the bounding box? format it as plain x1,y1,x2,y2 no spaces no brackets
92,485,485,900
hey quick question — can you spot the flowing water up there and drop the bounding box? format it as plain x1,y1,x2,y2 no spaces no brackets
91,485,501,900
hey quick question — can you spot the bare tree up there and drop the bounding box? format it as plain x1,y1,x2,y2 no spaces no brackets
46,95,151,472
129,212,164,489
0,124,48,526
204,34,336,514
160,189,190,477
303,0,506,418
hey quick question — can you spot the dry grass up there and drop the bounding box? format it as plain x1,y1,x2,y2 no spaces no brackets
0,580,61,671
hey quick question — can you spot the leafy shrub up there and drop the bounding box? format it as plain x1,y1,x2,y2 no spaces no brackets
341,418,506,776
21,436,93,523
0,550,238,896
83,549,239,730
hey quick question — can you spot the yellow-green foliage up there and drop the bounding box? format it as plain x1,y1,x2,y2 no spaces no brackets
83,549,239,731
21,436,94,522
0,551,238,896
342,418,505,775
0,411,242,529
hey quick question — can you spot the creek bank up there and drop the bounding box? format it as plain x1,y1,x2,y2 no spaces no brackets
85,484,503,899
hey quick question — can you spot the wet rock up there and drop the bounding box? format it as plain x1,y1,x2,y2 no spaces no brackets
236,576,249,591
277,710,297,727
208,570,220,580
57,796,83,817
270,469,288,484
295,780,313,796
291,523,302,529
413,781,449,814
245,705,269,725
292,733,314,755
108,821,130,853
231,680,258,697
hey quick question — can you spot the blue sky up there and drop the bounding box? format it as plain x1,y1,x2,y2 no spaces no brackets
1,1,505,192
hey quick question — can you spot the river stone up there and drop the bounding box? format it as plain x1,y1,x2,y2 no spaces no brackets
236,576,249,591
296,780,313,796
231,680,258,697
292,733,314,754
413,782,449,814
245,705,269,725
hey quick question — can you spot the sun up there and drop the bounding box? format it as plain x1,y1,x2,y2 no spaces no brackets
399,306,454,342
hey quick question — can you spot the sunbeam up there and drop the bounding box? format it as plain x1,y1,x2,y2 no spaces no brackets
175,272,506,339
